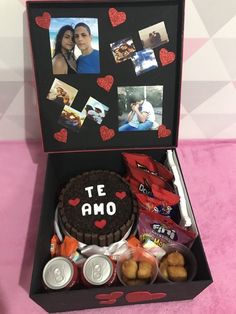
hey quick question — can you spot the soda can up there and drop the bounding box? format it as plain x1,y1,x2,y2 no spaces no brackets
81,254,116,286
42,256,78,290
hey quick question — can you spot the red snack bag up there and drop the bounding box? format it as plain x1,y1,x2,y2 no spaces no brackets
151,184,180,206
123,152,173,181
127,165,171,190
128,175,153,197
138,210,196,248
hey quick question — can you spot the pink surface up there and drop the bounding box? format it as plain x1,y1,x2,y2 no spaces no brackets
0,140,236,314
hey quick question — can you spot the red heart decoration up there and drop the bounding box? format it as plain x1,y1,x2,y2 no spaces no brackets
68,198,80,207
108,8,126,27
54,128,68,143
97,75,114,92
96,292,124,305
94,219,107,229
35,12,51,29
157,124,171,138
125,291,167,303
159,48,176,66
100,126,115,141
115,191,127,200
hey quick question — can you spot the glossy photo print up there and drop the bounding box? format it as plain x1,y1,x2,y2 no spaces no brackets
131,49,158,76
58,105,86,132
49,17,100,74
110,37,136,63
47,78,78,106
82,97,109,125
139,21,169,50
118,85,163,132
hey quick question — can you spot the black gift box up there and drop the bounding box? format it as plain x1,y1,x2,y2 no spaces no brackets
27,0,213,312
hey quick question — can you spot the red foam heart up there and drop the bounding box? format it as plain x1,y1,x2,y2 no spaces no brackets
159,48,176,66
96,292,124,305
94,219,107,229
68,198,80,207
97,75,114,92
54,128,68,143
100,126,115,141
108,8,126,27
157,124,171,138
35,12,51,29
96,292,124,300
115,191,127,200
125,291,167,303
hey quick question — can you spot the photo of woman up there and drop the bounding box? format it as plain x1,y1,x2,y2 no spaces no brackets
52,25,77,74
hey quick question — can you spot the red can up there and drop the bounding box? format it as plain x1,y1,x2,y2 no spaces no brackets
42,256,78,290
81,254,116,287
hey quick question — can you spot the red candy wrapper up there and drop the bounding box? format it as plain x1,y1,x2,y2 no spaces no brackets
138,210,196,248
123,152,174,182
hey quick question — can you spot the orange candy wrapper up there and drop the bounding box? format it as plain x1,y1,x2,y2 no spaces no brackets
50,234,79,259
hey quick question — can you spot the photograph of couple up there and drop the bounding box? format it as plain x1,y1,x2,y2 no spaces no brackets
49,18,100,74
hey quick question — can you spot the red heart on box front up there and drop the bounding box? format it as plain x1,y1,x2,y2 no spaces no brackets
94,219,107,229
35,12,51,29
68,198,80,207
159,48,176,66
100,126,115,141
157,124,171,138
96,291,124,305
125,291,167,303
108,8,126,27
54,128,68,143
97,75,114,92
115,191,127,200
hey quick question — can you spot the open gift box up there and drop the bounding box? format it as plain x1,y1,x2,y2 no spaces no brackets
27,0,213,312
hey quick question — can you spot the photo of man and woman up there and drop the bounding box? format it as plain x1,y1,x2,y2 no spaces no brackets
47,78,78,106
58,105,86,132
139,21,169,50
82,97,109,125
49,18,100,74
118,85,163,132
110,37,136,63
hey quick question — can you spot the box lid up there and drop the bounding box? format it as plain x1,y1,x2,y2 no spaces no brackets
27,0,185,152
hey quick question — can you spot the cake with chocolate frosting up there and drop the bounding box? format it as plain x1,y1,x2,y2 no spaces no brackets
58,170,137,246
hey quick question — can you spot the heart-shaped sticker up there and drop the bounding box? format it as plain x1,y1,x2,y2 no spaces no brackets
157,124,171,138
97,75,114,92
54,128,68,143
68,198,80,207
115,191,127,200
94,219,107,229
96,292,124,305
126,291,166,303
35,12,51,29
100,126,115,141
159,48,176,66
108,8,126,27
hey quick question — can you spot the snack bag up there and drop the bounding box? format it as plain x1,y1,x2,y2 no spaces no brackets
127,165,171,190
138,210,196,248
123,152,174,182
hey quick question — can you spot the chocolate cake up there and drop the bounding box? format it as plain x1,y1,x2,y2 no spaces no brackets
58,170,138,246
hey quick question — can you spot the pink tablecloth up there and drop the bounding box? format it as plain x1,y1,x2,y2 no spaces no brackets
0,140,235,314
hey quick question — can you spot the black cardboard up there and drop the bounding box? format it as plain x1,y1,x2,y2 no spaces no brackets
29,148,212,313
27,0,184,152
26,1,213,312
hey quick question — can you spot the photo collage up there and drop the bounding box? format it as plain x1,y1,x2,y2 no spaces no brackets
46,15,173,135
